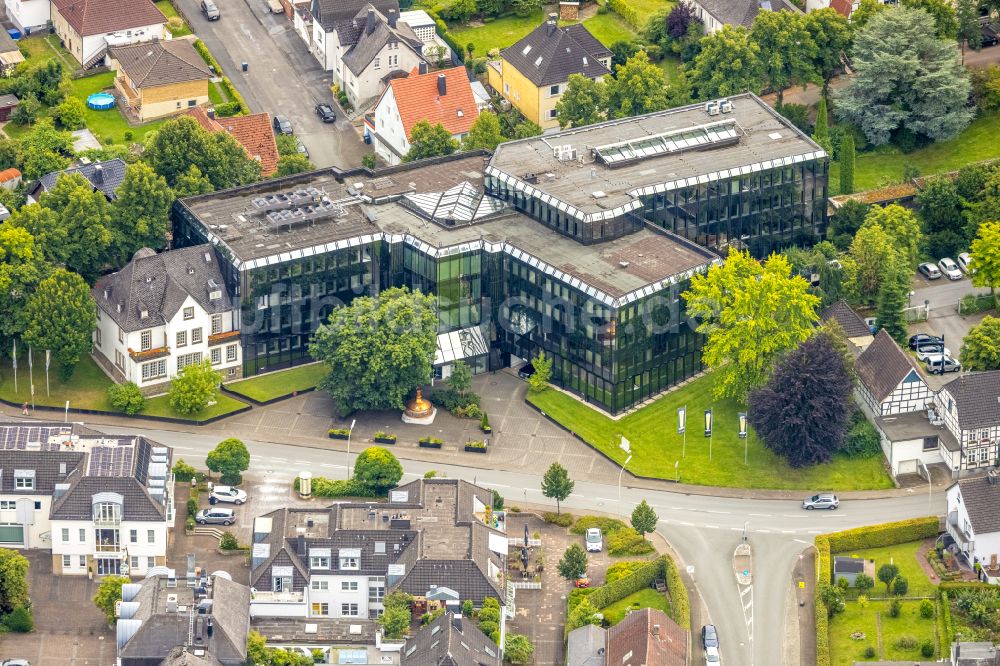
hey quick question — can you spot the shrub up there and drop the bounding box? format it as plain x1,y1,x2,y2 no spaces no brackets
194,39,221,72
185,516,196,531
921,641,934,657
920,598,934,618
837,576,849,591
172,458,197,482
423,470,437,478
214,101,243,117
863,646,875,658
481,413,491,431
373,431,397,441
543,512,574,527
419,437,443,446
187,497,199,517
890,598,902,617
893,575,909,596
219,532,239,550
329,428,351,438
167,16,185,33
605,560,649,584
895,634,917,649
607,527,655,556
461,599,473,617
310,477,379,498
570,516,627,535
662,555,691,629
491,489,504,509
842,412,881,458
2,606,33,632
108,382,145,415
465,440,486,450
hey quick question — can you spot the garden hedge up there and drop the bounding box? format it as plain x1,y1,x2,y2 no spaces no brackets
939,589,952,646
606,0,640,29
292,476,378,498
587,557,663,609
662,553,691,630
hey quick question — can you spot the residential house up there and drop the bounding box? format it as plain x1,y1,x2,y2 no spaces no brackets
111,39,212,122
820,300,873,351
0,95,19,122
186,107,281,177
372,65,479,165
0,167,21,191
855,330,932,417
117,572,250,665
936,371,1000,472
0,422,174,577
401,612,500,665
487,15,611,130
685,0,801,33
566,608,687,666
50,0,166,69
5,0,50,35
806,0,853,17
30,158,128,200
0,31,25,76
948,474,1000,581
397,9,452,61
91,245,242,394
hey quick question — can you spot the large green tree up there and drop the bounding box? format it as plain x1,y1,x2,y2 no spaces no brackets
144,116,261,189
971,220,1000,296
111,162,174,265
555,74,607,128
274,153,314,177
205,438,251,485
862,204,923,269
22,269,95,379
605,51,669,118
37,173,114,280
901,0,958,38
557,544,588,580
682,250,820,402
0,548,30,615
960,316,1000,371
172,164,215,198
805,8,851,95
835,6,973,146
956,0,983,54
845,222,898,304
16,119,72,180
309,286,438,413
749,10,818,106
404,121,458,162
352,446,404,493
691,25,764,99
93,575,130,624
838,133,855,195
630,500,658,535
541,462,574,514
875,251,911,344
168,359,221,415
463,112,506,150
0,224,47,342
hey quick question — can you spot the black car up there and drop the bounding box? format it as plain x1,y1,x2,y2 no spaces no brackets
702,624,719,649
908,333,942,350
273,115,293,135
315,103,336,123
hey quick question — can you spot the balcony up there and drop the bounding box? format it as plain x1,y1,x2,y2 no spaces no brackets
250,590,304,603
95,541,122,553
208,330,241,347
129,346,170,362
947,511,973,553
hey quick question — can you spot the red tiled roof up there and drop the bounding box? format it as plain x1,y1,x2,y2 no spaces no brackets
219,113,281,177
387,66,478,139
185,106,223,132
0,167,21,182
606,608,687,666
830,0,853,18
52,0,165,37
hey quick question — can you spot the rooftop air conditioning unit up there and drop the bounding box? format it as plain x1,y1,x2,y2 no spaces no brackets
719,99,733,113
705,101,719,116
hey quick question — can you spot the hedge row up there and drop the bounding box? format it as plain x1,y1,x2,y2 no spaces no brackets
588,556,664,609
815,593,830,666
662,553,691,630
606,0,641,30
219,77,249,115
428,11,464,64
292,476,379,498
939,589,953,647
192,40,249,116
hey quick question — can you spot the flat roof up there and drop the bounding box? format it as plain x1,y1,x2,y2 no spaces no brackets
875,412,961,452
488,93,825,220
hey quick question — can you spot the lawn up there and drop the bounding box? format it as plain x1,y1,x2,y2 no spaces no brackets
156,0,193,37
629,0,674,28
829,111,1000,195
829,601,879,666
600,588,672,625
839,540,936,598
527,373,894,490
67,72,167,144
208,81,230,106
449,11,546,56
17,35,77,68
579,13,636,47
142,393,248,421
830,599,937,665
224,363,328,403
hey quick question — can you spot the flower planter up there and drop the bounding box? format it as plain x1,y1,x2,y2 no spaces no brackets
481,426,492,434
328,431,350,440
374,436,397,445
464,445,487,453
419,439,442,449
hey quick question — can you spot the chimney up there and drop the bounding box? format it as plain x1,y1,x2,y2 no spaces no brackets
365,9,376,35
207,108,216,119
206,616,214,638
547,12,557,34
93,163,104,184
418,61,428,75
297,535,306,556
452,612,463,632
437,73,446,96
387,9,397,27
652,624,660,636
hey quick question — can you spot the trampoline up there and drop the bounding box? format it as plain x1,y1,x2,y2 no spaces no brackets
87,92,116,110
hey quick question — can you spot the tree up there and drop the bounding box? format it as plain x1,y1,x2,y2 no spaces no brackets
541,462,574,514
558,544,588,580
10,92,41,126
749,10,818,106
956,0,983,54
205,438,250,485
352,446,403,493
275,153,314,177
555,74,607,128
38,173,114,280
901,0,958,39
630,500,658,535
835,6,973,146
691,25,764,99
22,269,95,380
527,350,552,393
892,575,909,596
667,3,700,40
0,224,47,341
17,118,73,179
875,252,911,344
917,177,963,235
805,8,851,95
0,548,29,615
850,0,888,30
665,65,694,108
504,634,534,664
512,120,542,139
111,162,174,264
845,223,897,304
863,204,923,269
747,331,854,467
567,597,600,630
446,359,473,397
960,316,1000,370
812,97,832,155
819,585,845,617
877,563,900,593
247,631,313,666
510,0,539,17
839,132,855,195
856,573,875,594
829,199,868,250
404,121,458,162
377,591,413,638
310,287,438,414
93,575,130,624
144,116,260,189
606,51,669,118
682,251,820,402
463,112,505,151
53,96,87,130
108,382,146,415
172,164,215,198
971,221,1000,296
168,359,221,415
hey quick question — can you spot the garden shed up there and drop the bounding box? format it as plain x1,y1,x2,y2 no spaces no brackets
0,94,19,122
833,556,867,586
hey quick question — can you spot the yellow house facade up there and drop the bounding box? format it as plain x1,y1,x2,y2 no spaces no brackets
487,16,611,130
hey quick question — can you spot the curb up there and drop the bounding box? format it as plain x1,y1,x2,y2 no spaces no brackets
219,384,317,406
0,395,252,426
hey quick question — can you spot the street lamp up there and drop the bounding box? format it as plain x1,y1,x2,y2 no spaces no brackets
346,418,356,479
739,411,748,465
704,409,713,462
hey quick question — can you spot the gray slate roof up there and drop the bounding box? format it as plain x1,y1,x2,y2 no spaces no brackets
398,560,501,607
36,158,127,199
0,450,85,495
111,39,211,88
311,0,399,31
340,5,424,77
402,613,500,666
855,329,922,403
821,300,872,339
955,476,1000,536
692,0,800,27
567,624,607,666
93,244,233,333
50,474,166,521
500,19,611,87
941,371,1000,431
834,557,864,574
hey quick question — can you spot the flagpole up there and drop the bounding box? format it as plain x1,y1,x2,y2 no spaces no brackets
11,340,16,395
45,350,50,397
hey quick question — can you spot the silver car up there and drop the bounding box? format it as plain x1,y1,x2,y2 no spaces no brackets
938,257,962,280
195,508,235,525
209,485,247,505
802,493,839,510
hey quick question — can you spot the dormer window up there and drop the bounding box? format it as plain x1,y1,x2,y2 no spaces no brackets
140,309,148,319
310,547,331,569
457,109,463,117
14,470,34,489
183,307,194,320
210,290,222,301
339,548,361,570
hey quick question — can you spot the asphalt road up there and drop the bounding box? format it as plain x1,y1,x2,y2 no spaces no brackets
96,425,943,666
174,0,366,168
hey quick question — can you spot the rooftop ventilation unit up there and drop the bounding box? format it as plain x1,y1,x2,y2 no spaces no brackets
591,191,606,199
719,99,733,113
705,101,719,116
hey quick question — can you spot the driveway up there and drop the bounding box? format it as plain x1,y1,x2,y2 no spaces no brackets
173,0,366,168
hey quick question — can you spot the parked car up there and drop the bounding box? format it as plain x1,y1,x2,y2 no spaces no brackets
296,138,309,159
925,356,961,374
273,115,293,135
2,660,31,666
195,508,235,525
518,363,535,379
802,493,839,510
201,0,220,19
917,262,941,280
982,18,1000,47
585,528,602,552
704,646,721,665
574,577,590,588
957,252,974,274
702,624,719,649
315,103,336,123
908,333,942,350
938,257,962,280
209,485,247,505
915,344,952,362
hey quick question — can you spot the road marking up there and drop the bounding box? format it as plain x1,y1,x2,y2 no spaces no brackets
489,483,511,488
172,445,194,451
748,513,772,517
595,497,614,502
756,529,770,533
729,527,743,531
782,530,794,534
295,460,311,464
705,525,719,529
680,522,694,526
707,510,730,514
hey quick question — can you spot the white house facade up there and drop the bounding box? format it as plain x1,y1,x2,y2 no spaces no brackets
855,330,932,417
936,371,1000,472
5,0,50,33
947,475,1000,581
685,0,801,33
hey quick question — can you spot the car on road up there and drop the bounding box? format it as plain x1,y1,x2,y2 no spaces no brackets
802,493,839,510
704,646,720,664
585,527,602,552
296,138,309,159
938,257,963,280
908,333,943,350
209,485,247,505
315,103,336,123
273,115,293,135
925,356,961,374
702,624,719,648
201,0,220,20
957,252,974,275
915,344,952,362
195,508,235,525
917,262,941,280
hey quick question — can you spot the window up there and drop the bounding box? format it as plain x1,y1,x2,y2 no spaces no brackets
34,501,41,510
311,603,329,616
80,555,87,567
130,529,137,543
63,555,71,567
983,430,991,441
548,109,558,119
0,524,23,543
211,314,223,335
192,328,203,345
341,581,359,591
923,437,939,452
374,57,380,69
15,472,33,489
140,330,152,351
176,331,187,347
209,290,222,301
503,83,510,94
188,99,197,107
211,348,221,366
368,579,385,603
79,528,86,541
226,345,238,362
0,501,13,510
550,84,560,96
94,502,121,522
177,352,202,372
310,556,330,569
115,350,125,371
147,530,155,544
119,327,124,343
62,528,69,542
341,603,359,616
340,557,359,570
183,307,194,320
142,360,166,381
131,556,139,569
95,329,102,348
147,556,155,568
311,580,329,590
